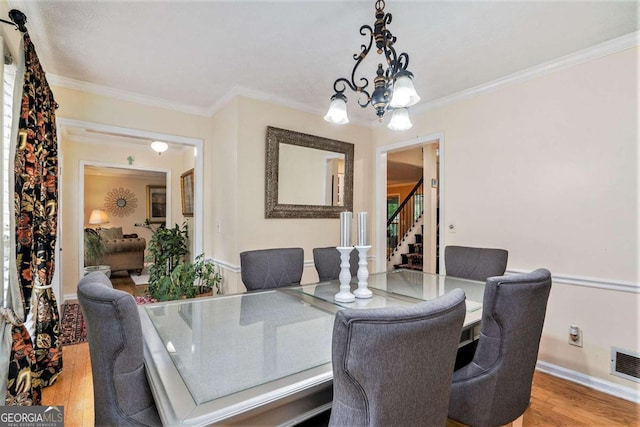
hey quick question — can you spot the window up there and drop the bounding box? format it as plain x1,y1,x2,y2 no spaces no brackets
2,47,16,304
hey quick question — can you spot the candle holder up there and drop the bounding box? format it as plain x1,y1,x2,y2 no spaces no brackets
334,247,356,303
353,245,372,299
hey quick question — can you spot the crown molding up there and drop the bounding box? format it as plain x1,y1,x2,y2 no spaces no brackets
206,85,374,128
411,31,639,116
47,74,211,117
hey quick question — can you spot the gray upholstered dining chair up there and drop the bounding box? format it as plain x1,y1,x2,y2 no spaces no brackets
77,272,161,427
448,268,552,427
240,247,304,291
330,289,467,427
312,246,359,281
444,245,509,281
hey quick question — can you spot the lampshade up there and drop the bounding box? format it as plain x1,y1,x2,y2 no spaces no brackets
324,94,349,125
389,71,421,108
387,108,413,131
89,209,109,225
151,140,169,154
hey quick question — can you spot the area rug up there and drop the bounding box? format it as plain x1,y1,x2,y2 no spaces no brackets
60,302,87,346
60,295,157,347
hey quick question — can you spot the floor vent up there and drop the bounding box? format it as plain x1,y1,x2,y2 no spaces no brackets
611,347,640,383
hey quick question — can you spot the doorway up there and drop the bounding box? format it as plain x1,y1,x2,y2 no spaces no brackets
57,118,204,299
375,133,444,274
81,164,167,279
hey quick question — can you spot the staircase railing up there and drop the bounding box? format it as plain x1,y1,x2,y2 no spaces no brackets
387,177,424,258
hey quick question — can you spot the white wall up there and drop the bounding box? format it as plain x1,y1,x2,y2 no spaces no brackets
373,47,639,391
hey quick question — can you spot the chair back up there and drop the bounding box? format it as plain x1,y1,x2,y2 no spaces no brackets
77,272,161,426
312,247,358,281
445,245,508,281
330,289,466,427
449,269,552,427
240,247,304,291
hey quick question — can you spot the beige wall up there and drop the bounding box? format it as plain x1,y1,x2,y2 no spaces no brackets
218,97,372,292
84,173,165,231
167,94,372,294
207,98,240,293
373,47,639,390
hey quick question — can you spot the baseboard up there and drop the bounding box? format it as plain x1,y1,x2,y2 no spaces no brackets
536,360,640,404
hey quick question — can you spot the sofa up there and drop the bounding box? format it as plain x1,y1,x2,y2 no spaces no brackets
85,227,146,275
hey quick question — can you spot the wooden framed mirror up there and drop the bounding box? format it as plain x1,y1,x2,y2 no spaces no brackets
265,126,354,218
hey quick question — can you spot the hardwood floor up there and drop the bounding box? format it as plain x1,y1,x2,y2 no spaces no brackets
43,343,638,426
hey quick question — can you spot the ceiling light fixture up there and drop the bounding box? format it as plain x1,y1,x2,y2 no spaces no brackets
324,0,420,131
150,141,168,154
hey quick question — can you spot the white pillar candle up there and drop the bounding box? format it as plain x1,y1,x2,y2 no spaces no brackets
340,211,352,247
357,212,368,246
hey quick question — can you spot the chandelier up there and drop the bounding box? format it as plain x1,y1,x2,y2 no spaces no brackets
324,0,420,130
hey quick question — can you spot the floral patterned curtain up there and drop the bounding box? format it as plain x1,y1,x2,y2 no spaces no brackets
6,32,62,404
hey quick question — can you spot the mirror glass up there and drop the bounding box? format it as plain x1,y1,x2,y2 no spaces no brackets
278,144,345,206
266,127,353,218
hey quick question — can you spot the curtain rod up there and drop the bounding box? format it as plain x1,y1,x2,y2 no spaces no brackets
0,9,27,33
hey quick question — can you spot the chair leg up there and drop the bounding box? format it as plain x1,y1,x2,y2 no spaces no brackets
512,414,524,427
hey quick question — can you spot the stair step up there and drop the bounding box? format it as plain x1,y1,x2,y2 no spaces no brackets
396,264,423,271
408,243,423,254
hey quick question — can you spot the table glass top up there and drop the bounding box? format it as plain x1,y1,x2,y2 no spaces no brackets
296,269,484,312
143,289,335,404
141,269,485,416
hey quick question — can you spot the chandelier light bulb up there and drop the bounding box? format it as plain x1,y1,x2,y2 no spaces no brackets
324,94,349,124
151,141,169,154
389,72,421,108
387,108,413,131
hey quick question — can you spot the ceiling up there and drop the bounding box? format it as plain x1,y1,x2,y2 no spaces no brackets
85,164,166,181
387,146,424,185
8,1,639,125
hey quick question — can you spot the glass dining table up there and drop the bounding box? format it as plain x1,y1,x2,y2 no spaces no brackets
138,269,485,426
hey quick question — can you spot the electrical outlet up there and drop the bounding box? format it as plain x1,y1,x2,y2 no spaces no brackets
569,325,583,347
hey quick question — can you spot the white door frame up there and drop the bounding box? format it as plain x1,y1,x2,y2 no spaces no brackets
375,132,445,273
56,118,205,282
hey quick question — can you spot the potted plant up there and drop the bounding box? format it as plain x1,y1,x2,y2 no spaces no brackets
147,223,189,297
193,254,223,297
83,229,111,277
146,223,223,301
147,255,222,301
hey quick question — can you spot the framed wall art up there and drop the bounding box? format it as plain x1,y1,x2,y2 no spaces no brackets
146,185,167,224
181,169,194,217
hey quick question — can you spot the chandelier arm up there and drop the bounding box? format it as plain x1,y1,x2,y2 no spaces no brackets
332,77,358,95
331,24,375,108
348,25,374,92
395,52,410,73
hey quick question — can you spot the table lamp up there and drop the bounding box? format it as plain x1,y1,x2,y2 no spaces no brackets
89,209,109,229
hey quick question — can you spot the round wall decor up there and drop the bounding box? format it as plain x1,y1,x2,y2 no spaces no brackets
105,187,137,217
